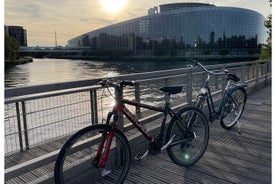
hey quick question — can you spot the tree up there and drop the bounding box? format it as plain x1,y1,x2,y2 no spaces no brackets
209,31,215,52
260,14,272,59
5,32,20,61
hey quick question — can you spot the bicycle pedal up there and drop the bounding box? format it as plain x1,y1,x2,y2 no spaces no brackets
101,169,112,177
135,152,142,161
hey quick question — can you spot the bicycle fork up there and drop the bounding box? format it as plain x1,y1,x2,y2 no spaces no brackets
93,131,115,177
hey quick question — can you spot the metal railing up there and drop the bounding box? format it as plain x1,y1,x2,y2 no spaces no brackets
4,60,271,155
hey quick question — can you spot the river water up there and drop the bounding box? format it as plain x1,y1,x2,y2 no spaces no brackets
5,58,235,152
5,58,194,153
4,58,238,153
5,58,199,88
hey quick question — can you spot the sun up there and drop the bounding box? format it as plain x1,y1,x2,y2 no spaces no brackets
100,0,128,14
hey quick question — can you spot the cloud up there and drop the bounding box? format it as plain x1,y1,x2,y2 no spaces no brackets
4,0,271,46
5,0,107,46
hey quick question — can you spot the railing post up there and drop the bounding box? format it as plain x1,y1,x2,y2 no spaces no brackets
186,68,193,105
90,90,98,125
134,82,141,118
248,65,251,81
114,86,124,167
15,102,24,151
115,87,124,131
164,78,169,86
255,63,260,89
221,65,227,93
214,72,219,89
264,61,269,85
21,101,29,150
241,64,246,82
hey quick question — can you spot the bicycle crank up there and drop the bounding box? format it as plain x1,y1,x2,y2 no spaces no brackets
101,169,112,177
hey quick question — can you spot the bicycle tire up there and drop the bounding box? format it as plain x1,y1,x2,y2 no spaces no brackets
54,124,131,184
166,107,209,167
220,87,247,129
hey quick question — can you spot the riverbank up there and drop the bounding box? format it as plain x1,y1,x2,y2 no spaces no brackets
5,57,33,67
50,54,259,62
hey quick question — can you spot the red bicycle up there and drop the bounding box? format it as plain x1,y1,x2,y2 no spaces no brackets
54,80,209,183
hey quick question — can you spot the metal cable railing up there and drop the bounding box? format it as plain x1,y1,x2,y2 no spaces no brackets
4,60,271,154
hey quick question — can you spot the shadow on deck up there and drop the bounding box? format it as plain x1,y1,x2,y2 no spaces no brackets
127,86,271,183
5,85,271,184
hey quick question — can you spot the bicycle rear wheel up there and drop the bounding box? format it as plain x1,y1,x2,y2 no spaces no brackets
220,87,247,129
54,124,131,184
166,107,209,167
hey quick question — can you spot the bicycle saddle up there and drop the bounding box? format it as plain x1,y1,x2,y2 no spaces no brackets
160,86,183,94
227,74,240,82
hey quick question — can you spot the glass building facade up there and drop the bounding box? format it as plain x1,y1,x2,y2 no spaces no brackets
68,3,267,56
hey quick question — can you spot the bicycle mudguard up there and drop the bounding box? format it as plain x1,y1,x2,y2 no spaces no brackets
235,82,247,88
223,85,247,104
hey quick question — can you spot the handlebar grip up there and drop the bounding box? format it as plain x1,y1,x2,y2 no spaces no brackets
190,59,198,66
98,80,107,87
120,80,134,87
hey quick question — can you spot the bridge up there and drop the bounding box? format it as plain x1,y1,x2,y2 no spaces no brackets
19,46,91,53
4,60,271,183
18,46,91,58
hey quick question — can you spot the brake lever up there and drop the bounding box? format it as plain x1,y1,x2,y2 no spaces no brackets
98,79,108,87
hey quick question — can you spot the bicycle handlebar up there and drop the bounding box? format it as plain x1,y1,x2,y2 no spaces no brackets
190,60,227,75
98,80,135,88
190,60,241,82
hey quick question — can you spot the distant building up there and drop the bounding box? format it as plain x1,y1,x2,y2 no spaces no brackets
5,25,28,46
68,2,267,56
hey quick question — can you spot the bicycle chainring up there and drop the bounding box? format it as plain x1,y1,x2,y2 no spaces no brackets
148,135,162,155
220,101,234,118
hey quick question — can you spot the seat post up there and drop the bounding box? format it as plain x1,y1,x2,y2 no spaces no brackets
165,93,171,106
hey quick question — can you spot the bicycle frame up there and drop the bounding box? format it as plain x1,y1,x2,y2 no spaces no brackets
95,81,183,169
96,91,178,168
119,94,182,140
197,72,237,120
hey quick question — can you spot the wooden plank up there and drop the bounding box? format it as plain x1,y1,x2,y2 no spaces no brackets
5,85,271,184
5,150,59,180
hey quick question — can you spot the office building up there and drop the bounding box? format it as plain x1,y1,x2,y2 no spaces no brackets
68,2,267,56
5,25,28,46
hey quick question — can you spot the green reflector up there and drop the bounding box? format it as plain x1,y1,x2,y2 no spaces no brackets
183,153,190,161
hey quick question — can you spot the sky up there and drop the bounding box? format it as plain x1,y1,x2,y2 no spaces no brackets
4,0,272,47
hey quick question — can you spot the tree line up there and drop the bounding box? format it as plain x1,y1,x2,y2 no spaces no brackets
5,32,20,62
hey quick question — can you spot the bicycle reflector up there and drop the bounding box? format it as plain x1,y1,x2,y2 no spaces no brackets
183,152,191,161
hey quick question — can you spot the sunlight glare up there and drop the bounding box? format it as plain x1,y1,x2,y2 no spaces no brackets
100,0,128,14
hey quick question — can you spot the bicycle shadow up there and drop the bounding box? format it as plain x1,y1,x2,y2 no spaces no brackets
181,118,270,184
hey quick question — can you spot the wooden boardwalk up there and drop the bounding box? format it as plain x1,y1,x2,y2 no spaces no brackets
125,85,271,184
5,85,271,183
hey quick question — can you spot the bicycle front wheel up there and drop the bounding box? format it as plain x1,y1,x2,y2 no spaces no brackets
54,124,131,184
220,87,247,129
166,107,209,167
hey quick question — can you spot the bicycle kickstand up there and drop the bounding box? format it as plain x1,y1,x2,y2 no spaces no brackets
237,120,242,135
135,150,149,161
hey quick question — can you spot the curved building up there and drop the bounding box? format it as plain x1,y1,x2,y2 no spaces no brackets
68,2,267,56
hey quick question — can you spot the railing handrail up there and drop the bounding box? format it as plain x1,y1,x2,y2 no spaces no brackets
5,60,269,99
4,59,271,155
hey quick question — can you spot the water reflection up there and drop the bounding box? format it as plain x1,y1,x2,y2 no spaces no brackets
5,58,189,87
4,58,228,153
